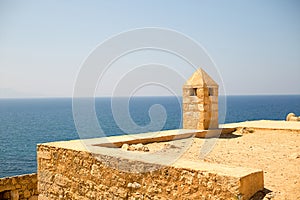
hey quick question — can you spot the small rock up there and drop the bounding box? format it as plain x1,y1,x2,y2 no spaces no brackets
263,192,275,200
128,145,136,151
290,152,300,159
121,144,129,151
126,143,149,152
286,112,300,121
142,146,149,152
135,143,144,151
127,182,141,189
239,127,255,134
132,182,141,189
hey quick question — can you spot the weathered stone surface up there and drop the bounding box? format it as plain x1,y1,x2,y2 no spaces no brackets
286,112,300,121
0,173,38,200
24,189,31,198
37,150,52,160
29,195,38,200
37,138,264,200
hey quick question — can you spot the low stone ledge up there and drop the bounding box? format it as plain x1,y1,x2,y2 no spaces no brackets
38,133,264,200
221,120,300,131
41,129,237,151
173,159,263,200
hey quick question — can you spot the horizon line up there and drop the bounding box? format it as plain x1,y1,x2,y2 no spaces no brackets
1,94,300,100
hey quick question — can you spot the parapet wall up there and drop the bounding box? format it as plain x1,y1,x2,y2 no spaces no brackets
0,173,38,200
37,137,263,200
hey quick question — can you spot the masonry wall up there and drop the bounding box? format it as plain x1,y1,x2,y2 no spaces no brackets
0,173,38,200
37,144,262,200
183,86,218,130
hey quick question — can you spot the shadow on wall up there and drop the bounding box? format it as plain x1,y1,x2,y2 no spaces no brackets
0,173,38,200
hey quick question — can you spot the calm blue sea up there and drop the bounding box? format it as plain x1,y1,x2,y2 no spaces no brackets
0,95,300,178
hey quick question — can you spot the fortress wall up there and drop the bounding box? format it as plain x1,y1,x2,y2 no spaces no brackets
37,143,263,200
0,173,38,200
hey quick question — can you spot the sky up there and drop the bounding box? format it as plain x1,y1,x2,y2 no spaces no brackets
0,0,300,97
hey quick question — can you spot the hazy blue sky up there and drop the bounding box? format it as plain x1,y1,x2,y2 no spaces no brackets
0,0,299,97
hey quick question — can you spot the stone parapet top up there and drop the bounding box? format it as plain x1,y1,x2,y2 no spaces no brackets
221,120,300,130
38,129,204,151
38,128,261,178
172,159,262,178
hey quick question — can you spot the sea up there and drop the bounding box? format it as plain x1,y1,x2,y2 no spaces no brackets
0,95,300,178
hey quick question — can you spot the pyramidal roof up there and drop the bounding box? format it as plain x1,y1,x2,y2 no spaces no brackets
184,68,218,87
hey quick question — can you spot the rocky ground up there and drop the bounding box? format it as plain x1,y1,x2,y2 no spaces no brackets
136,128,300,200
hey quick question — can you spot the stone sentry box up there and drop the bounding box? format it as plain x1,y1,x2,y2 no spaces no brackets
183,68,219,130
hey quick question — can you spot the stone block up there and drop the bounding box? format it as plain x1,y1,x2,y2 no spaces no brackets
209,96,218,103
11,190,19,200
29,196,38,200
24,189,31,198
0,174,37,200
0,184,14,192
182,98,191,104
53,174,70,187
188,104,198,111
37,151,51,160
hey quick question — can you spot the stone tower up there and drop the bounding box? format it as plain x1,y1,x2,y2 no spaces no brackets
183,68,218,130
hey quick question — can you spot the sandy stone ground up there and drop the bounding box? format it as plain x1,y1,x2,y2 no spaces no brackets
144,128,300,200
